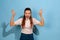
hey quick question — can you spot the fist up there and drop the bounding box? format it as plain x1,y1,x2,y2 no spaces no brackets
11,9,16,16
39,9,42,17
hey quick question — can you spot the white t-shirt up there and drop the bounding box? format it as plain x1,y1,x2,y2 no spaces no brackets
14,18,40,34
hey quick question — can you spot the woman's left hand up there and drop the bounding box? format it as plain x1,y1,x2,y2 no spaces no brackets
39,9,43,17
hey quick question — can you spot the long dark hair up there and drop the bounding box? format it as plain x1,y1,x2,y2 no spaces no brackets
21,8,33,28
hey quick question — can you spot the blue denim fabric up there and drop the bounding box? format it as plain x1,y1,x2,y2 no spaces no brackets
20,33,34,40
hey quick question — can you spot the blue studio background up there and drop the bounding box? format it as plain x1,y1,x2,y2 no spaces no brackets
0,0,60,40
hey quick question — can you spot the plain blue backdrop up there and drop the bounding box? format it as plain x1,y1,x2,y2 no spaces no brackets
0,0,60,40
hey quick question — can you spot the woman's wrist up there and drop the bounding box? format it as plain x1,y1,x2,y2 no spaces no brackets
12,15,15,17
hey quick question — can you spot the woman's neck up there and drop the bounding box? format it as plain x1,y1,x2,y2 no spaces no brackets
26,17,29,20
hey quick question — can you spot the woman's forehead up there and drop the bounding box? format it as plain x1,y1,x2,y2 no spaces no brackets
25,10,31,13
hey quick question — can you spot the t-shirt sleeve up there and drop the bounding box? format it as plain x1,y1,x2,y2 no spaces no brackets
14,18,22,25
33,18,40,25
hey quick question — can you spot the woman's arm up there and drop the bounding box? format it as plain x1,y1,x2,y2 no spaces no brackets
38,9,44,26
10,9,16,26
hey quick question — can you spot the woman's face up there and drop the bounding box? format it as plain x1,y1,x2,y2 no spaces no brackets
24,10,31,18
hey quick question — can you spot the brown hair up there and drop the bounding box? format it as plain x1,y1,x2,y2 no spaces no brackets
21,8,33,28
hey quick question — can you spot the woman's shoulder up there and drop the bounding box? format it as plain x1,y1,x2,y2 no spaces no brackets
18,18,23,20
32,17,36,20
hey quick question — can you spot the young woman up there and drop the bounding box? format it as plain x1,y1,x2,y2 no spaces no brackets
10,8,44,40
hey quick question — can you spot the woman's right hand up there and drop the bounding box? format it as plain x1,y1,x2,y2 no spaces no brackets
11,9,16,17
10,9,16,26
